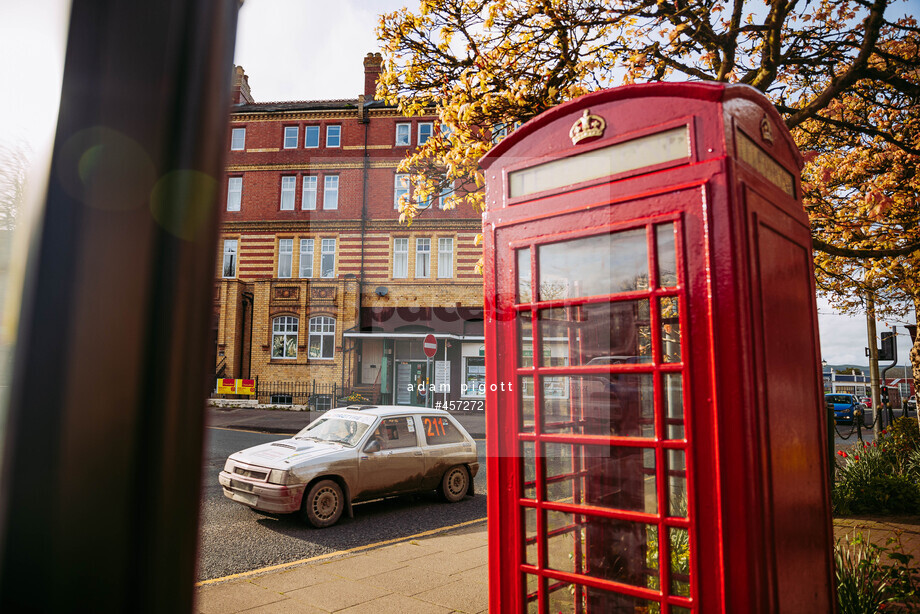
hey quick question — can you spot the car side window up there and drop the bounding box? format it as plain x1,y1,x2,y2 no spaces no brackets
421,415,465,445
371,417,418,450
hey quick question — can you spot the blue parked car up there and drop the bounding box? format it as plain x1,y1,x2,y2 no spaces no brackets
826,393,866,424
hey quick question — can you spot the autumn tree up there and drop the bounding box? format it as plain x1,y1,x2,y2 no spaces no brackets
377,0,920,384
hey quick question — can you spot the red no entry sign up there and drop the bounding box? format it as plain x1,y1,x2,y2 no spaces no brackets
423,334,437,357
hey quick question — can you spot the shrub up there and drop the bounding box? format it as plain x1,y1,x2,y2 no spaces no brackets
833,474,920,516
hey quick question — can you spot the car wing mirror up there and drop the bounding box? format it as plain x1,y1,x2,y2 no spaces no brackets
364,439,381,453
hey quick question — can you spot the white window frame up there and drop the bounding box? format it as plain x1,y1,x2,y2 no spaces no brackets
326,125,341,148
395,123,411,146
272,316,298,359
438,237,453,278
304,125,320,148
222,239,238,278
278,238,293,278
227,177,242,211
302,176,317,210
416,238,430,278
393,238,408,279
280,176,296,210
308,316,336,360
284,126,298,149
230,127,245,151
299,239,314,278
323,175,339,210
394,174,409,209
418,122,433,145
320,238,336,278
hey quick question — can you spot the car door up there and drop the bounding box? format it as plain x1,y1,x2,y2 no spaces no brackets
419,414,475,490
357,416,425,499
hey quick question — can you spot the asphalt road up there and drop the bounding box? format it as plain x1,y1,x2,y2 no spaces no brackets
197,426,487,582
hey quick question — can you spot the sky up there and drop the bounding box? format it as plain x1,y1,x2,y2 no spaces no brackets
0,0,914,368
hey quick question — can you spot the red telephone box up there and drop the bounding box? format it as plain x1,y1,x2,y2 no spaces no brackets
481,83,834,613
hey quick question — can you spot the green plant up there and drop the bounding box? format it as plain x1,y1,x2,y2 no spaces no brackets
835,531,919,614
834,474,920,516
833,434,920,515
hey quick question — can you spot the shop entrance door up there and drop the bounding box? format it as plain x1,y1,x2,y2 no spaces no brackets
395,361,429,406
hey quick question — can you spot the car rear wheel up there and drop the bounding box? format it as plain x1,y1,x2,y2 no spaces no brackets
303,479,344,528
439,465,470,503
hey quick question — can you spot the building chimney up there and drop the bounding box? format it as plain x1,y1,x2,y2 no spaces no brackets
231,65,254,105
363,52,383,100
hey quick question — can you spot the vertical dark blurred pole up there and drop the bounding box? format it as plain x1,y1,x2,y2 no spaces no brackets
0,1,239,612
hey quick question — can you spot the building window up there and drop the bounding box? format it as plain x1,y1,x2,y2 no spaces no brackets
438,237,453,278
299,239,314,278
278,238,293,278
396,123,410,146
280,176,296,210
416,238,430,278
222,239,237,278
394,174,409,209
308,316,335,359
320,238,336,278
284,126,298,149
305,125,320,148
393,238,408,278
440,123,453,138
464,356,486,397
326,125,341,147
439,183,453,209
230,127,245,151
418,122,433,145
324,175,339,210
491,122,508,144
227,177,242,211
302,176,317,210
272,316,298,359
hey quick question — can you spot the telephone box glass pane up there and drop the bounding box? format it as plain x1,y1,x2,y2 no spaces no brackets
664,373,685,440
522,441,536,499
537,302,651,367
519,313,534,367
523,575,539,613
544,511,658,588
544,443,657,514
541,373,654,437
547,582,658,614
523,506,538,564
659,297,681,363
669,527,692,597
520,376,535,432
518,248,532,303
656,223,677,287
667,449,688,518
538,229,647,300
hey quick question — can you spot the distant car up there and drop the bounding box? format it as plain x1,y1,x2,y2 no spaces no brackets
908,396,916,411
859,396,872,408
219,405,479,527
826,393,866,425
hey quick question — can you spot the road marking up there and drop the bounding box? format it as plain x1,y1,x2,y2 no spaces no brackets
196,516,487,587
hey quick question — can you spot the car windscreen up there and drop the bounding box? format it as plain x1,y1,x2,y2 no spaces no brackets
826,395,853,404
295,414,373,447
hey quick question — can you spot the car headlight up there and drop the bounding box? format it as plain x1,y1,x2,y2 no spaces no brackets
268,469,298,485
223,459,234,473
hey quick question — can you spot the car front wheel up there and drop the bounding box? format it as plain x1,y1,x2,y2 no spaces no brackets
303,479,344,528
439,465,470,503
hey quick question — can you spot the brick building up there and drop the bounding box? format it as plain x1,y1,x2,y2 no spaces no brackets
214,55,485,408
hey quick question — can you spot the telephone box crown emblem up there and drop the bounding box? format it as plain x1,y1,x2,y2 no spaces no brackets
569,109,606,145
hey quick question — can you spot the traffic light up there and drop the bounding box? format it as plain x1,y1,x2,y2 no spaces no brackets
881,387,890,405
879,331,896,361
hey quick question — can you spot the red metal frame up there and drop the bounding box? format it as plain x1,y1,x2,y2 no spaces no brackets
482,83,835,613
